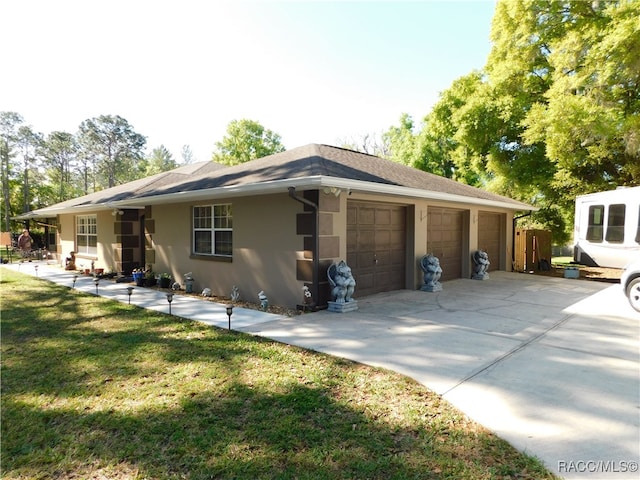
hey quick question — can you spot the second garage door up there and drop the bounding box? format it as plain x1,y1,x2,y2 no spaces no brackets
347,202,407,297
427,207,465,281
478,212,503,272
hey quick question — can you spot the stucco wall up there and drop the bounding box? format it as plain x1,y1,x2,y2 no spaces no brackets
57,210,119,272
148,192,305,308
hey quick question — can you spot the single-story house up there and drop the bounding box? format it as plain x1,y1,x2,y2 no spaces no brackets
18,144,535,308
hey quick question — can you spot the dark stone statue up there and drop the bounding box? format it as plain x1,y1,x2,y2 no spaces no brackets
327,260,358,313
328,260,356,303
472,250,490,280
420,254,443,292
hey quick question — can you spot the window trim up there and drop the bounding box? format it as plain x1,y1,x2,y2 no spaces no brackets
75,214,98,257
192,203,233,258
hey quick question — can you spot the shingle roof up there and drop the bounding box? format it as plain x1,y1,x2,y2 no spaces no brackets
29,161,226,209
20,144,533,217
139,144,531,208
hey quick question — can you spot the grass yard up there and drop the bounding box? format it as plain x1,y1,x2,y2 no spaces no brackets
1,268,557,479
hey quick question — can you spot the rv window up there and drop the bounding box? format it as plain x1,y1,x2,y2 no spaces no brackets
605,204,625,243
636,205,640,243
586,205,604,242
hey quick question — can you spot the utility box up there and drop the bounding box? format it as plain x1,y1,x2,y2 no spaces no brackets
514,229,552,272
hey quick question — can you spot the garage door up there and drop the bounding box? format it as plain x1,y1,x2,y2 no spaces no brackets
347,202,406,297
427,208,464,281
478,212,503,271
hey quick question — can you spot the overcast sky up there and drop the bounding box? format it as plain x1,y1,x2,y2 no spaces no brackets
1,0,496,162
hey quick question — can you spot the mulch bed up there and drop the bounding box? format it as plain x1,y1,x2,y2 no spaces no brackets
527,265,622,283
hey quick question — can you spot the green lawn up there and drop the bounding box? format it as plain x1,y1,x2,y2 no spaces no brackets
551,256,575,266
1,268,557,479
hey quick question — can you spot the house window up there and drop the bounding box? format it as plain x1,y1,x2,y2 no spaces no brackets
586,205,604,242
193,204,233,256
605,204,625,243
76,215,97,256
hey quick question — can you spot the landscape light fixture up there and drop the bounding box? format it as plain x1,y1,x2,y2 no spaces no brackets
72,274,78,288
93,277,100,294
226,305,233,330
126,286,134,304
34,265,39,277
166,293,174,315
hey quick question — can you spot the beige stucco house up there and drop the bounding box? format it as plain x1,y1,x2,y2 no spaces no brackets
20,144,535,308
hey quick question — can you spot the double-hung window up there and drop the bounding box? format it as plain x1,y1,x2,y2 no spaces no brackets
193,204,233,256
76,215,97,255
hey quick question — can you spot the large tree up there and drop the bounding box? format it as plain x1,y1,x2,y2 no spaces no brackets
486,0,639,240
212,119,285,165
388,0,639,244
14,125,43,214
0,112,23,231
143,145,177,176
77,115,146,189
41,131,79,203
521,0,640,193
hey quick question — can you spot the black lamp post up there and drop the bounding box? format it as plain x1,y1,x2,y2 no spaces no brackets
126,286,134,304
226,305,233,330
166,293,174,315
93,277,100,294
72,275,78,288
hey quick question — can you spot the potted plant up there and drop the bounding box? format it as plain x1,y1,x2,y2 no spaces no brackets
159,272,172,289
144,270,157,287
132,268,145,286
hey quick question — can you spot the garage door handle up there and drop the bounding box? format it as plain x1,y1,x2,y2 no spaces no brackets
374,254,378,265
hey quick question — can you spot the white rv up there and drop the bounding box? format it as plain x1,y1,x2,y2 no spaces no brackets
573,186,640,269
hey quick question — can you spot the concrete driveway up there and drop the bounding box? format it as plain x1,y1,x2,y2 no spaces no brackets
241,272,640,479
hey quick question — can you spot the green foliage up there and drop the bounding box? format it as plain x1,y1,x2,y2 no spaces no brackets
41,131,80,203
142,145,177,176
0,112,46,232
1,111,151,234
521,0,640,194
0,112,23,231
77,115,147,189
488,0,639,240
385,0,639,244
212,119,286,165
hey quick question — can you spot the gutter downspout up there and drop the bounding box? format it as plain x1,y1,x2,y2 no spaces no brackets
288,187,320,309
512,211,533,270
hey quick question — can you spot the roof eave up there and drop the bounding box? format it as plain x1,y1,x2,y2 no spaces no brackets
16,176,536,217
114,176,537,211
13,201,149,219
324,177,537,211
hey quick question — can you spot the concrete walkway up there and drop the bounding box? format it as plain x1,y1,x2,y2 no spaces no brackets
1,261,288,330
3,261,639,479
